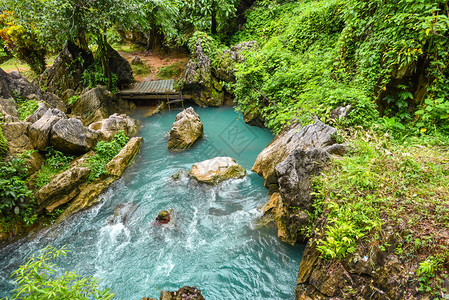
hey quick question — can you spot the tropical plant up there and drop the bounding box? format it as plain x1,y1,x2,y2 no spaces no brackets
9,245,115,299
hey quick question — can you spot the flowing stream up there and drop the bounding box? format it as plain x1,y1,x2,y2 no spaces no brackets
0,106,304,299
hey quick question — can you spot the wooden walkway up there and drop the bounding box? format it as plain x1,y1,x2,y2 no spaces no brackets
117,79,189,110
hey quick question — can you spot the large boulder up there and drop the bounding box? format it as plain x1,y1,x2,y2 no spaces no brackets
252,119,339,192
89,113,140,141
29,108,67,151
39,41,94,96
106,137,143,176
189,156,246,184
50,118,100,154
255,119,347,244
2,121,44,173
71,86,134,125
168,107,203,151
25,102,50,124
105,43,133,88
35,166,91,212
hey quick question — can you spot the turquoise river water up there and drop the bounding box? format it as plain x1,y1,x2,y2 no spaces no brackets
0,106,304,299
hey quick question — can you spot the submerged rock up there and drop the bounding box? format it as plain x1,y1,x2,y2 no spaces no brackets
160,286,205,300
107,202,138,226
189,156,246,185
168,107,203,151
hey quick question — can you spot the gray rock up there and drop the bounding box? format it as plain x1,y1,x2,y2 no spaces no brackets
160,286,204,300
39,41,94,95
29,109,67,151
89,113,141,141
330,104,352,120
168,107,203,151
50,118,100,154
252,119,338,192
224,41,257,63
105,43,133,88
0,97,18,119
25,102,50,123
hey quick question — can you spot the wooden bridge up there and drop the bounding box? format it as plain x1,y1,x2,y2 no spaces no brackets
117,79,187,110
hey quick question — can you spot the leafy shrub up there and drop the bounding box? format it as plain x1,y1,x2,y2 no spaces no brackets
34,148,74,190
10,245,115,300
86,131,129,181
0,154,33,216
0,125,8,161
82,64,119,94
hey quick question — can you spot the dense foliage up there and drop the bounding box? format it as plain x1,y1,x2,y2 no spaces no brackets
0,125,8,161
9,245,114,299
0,11,47,74
34,148,74,190
311,132,449,296
232,0,449,136
0,154,33,217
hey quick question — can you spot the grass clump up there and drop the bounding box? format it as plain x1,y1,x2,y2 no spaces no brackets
132,63,152,77
86,131,129,181
311,132,449,296
156,61,185,79
15,98,39,121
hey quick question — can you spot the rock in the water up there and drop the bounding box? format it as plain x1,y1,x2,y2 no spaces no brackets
171,169,188,181
89,113,141,141
35,166,90,212
50,118,100,154
107,202,138,226
160,286,204,300
254,118,347,244
252,119,338,192
29,108,67,151
243,106,264,127
71,86,134,125
189,156,246,184
155,210,170,224
106,137,143,177
168,107,203,151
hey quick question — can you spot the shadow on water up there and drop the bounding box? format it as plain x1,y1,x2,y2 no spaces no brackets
0,106,305,299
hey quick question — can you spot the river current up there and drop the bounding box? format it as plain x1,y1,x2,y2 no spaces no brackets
0,106,304,299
